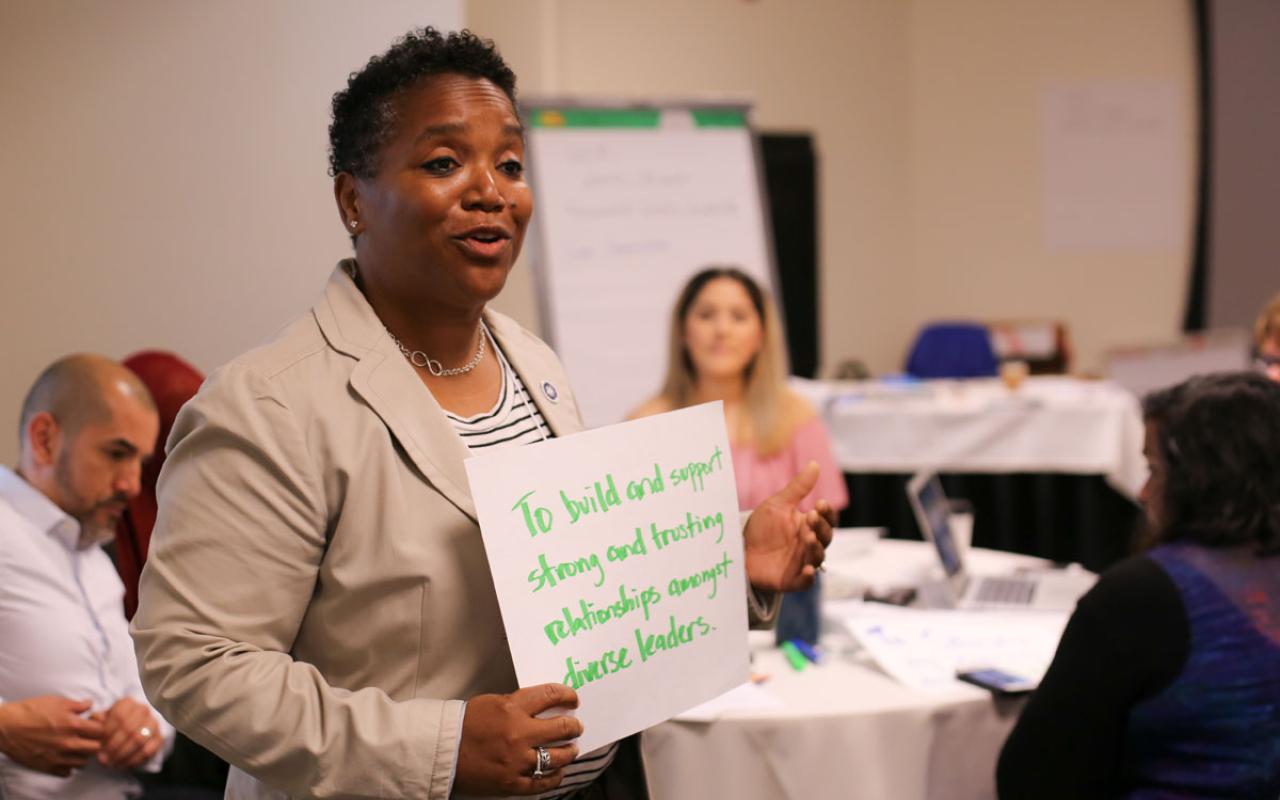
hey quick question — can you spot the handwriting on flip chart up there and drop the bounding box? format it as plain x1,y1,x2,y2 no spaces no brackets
465,402,748,752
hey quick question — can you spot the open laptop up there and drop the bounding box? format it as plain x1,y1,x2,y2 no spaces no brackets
906,472,1096,611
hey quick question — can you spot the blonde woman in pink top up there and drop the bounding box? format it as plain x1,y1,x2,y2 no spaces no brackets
630,267,848,640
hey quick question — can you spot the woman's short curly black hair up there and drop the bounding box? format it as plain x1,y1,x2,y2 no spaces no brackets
1143,371,1280,555
328,27,516,178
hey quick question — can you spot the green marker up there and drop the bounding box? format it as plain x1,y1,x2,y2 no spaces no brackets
780,640,808,672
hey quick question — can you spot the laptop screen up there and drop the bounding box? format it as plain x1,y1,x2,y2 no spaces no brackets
912,475,964,578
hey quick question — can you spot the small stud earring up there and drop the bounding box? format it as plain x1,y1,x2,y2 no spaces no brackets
349,220,358,229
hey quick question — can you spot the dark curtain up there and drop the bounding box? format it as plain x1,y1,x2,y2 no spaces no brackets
759,133,820,377
840,472,1145,574
1183,0,1211,332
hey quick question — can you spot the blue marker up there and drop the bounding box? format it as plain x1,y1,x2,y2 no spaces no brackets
789,638,821,664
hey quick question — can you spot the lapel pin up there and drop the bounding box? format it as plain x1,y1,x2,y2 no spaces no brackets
541,381,559,403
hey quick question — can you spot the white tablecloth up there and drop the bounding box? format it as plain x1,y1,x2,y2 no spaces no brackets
790,376,1147,499
641,539,1067,800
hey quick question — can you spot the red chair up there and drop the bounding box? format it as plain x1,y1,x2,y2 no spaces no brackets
114,351,204,620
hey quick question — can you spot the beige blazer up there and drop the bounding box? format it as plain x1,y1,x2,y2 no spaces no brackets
133,263,772,800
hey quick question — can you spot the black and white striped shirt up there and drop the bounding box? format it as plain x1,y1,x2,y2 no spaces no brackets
446,338,551,449
449,339,618,799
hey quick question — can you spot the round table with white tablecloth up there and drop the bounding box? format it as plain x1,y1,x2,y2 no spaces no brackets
641,537,1075,800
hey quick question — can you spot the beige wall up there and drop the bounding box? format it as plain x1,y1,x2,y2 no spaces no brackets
0,0,1195,464
0,0,461,465
469,0,915,378
907,0,1196,380
468,0,1196,379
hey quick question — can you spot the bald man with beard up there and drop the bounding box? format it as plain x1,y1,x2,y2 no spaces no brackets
0,354,174,799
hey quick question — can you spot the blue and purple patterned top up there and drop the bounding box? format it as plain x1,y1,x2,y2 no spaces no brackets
1125,544,1280,798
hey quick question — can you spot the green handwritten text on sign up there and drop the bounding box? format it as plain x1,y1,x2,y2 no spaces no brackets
465,403,748,753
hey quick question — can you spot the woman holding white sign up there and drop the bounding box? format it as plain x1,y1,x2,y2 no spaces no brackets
631,267,848,644
131,28,835,800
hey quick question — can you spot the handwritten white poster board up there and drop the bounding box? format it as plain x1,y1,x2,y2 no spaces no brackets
464,403,749,752
524,103,777,428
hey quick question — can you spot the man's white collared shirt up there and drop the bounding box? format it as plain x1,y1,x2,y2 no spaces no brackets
0,466,172,799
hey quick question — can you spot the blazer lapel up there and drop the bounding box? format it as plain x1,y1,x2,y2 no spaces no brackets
314,262,478,522
484,311,585,439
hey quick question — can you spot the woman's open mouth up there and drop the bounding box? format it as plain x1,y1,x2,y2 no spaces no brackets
455,227,512,259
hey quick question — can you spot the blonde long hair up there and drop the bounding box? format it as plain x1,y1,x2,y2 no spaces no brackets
658,267,792,455
1256,292,1280,349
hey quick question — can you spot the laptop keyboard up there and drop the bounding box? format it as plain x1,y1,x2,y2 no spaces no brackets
974,576,1037,606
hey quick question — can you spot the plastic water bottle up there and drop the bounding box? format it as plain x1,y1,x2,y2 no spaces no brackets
774,573,822,647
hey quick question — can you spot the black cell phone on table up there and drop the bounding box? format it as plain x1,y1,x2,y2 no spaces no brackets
956,668,1036,696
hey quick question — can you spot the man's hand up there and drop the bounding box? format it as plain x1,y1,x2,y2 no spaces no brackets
744,461,837,593
455,683,584,796
91,698,163,770
0,695,105,777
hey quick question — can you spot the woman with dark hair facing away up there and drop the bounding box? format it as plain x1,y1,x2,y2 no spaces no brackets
997,372,1280,799
131,28,836,800
630,268,847,641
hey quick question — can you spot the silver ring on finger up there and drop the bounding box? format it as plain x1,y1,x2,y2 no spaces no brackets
532,745,552,779
138,726,153,739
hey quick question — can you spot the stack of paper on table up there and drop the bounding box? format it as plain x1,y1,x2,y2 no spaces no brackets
833,602,1070,692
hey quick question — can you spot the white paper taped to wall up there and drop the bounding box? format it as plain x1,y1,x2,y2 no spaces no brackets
1041,82,1191,251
